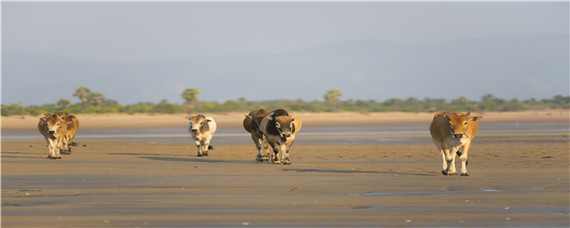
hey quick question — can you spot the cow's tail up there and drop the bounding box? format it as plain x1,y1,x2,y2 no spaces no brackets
71,142,78,146
208,145,214,150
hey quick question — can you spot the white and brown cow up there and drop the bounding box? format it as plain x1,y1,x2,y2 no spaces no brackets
187,114,217,157
243,109,270,162
429,111,483,176
259,109,302,165
38,113,69,159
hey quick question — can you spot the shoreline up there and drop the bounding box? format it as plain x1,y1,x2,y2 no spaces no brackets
2,110,568,130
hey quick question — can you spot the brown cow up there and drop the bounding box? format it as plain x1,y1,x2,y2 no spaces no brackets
59,113,79,154
429,111,483,176
38,114,69,159
243,109,270,161
43,112,80,154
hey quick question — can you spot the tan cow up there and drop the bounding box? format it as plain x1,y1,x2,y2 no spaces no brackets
42,112,80,154
52,112,80,154
243,109,270,162
259,109,302,165
429,111,483,176
38,113,69,159
186,114,217,157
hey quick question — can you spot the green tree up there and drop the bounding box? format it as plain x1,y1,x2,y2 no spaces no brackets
324,89,343,106
182,88,201,105
87,92,106,106
73,87,92,105
56,98,71,108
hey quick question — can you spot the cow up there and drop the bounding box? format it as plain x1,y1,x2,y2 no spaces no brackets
429,111,483,176
243,109,270,162
259,109,302,165
186,114,217,157
52,112,80,154
38,113,69,159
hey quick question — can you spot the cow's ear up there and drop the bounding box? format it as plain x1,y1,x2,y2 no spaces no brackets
469,115,483,122
186,116,192,120
245,115,252,119
205,119,212,122
443,112,449,119
266,116,274,121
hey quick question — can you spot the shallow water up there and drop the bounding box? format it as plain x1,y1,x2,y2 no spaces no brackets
2,123,568,144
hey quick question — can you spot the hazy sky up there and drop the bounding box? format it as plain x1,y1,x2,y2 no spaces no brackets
4,1,568,62
1,1,569,105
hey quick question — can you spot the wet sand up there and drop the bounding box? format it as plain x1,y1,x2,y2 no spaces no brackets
2,111,569,227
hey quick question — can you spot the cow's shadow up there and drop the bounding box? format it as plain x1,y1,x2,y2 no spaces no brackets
282,168,437,176
139,156,254,164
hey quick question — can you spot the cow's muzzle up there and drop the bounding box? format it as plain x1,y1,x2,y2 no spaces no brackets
281,133,291,138
191,129,198,133
48,130,55,134
454,133,464,139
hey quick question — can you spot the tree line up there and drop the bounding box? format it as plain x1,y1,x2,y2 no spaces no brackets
1,87,568,116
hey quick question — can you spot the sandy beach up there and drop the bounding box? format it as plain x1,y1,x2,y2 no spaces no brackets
2,111,569,227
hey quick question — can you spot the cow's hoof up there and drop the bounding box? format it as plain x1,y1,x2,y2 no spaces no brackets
442,171,447,175
61,151,71,155
197,154,203,157
283,161,291,165
256,157,264,162
461,173,470,176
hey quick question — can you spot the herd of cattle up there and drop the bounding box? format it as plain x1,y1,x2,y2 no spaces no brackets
37,109,482,176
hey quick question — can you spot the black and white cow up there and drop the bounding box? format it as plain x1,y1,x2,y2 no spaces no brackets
259,109,302,165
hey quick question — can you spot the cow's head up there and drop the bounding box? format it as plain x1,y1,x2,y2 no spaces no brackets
44,114,68,135
270,115,296,138
444,111,483,139
187,115,211,133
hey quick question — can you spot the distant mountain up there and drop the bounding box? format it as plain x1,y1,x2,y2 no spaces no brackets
2,34,568,105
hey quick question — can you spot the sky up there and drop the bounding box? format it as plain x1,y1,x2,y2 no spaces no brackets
1,1,569,105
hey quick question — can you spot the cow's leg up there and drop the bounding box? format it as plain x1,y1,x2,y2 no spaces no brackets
66,135,73,153
262,140,270,161
282,140,295,165
55,137,63,159
60,135,71,154
271,143,282,164
255,137,270,162
459,143,471,176
283,149,291,165
446,147,458,175
47,139,57,159
261,138,270,161
435,143,449,175
202,137,211,156
194,140,203,157
441,147,456,175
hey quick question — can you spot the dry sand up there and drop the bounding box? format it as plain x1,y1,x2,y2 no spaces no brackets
2,111,569,227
